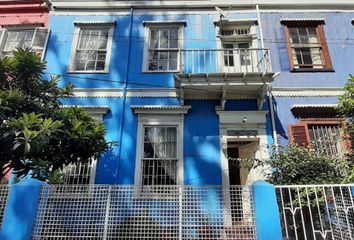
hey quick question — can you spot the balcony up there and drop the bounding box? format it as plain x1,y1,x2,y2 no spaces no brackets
174,48,276,108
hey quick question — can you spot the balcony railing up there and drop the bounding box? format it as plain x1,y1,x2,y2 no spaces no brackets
179,48,271,74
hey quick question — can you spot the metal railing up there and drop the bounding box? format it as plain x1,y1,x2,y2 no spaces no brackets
32,185,256,239
179,48,271,74
275,184,354,240
0,185,10,226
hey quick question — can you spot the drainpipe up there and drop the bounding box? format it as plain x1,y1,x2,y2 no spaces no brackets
257,3,278,152
268,90,279,152
256,4,264,49
115,6,134,184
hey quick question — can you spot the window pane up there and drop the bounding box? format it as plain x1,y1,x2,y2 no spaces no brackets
98,30,109,49
170,28,178,48
158,60,168,70
78,30,90,49
148,61,158,70
144,142,154,158
169,51,178,60
149,30,159,48
298,27,309,44
169,59,178,70
32,28,48,49
96,61,105,71
289,28,300,44
159,29,169,48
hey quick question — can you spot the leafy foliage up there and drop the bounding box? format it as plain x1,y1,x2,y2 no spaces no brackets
0,49,113,183
337,76,354,159
258,145,353,185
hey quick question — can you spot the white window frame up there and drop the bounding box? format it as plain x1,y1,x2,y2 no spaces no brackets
134,112,185,186
68,22,115,73
142,23,184,73
0,26,50,60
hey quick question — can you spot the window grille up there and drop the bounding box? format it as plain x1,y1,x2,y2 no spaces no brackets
308,124,344,157
142,126,178,185
147,28,179,71
61,158,96,184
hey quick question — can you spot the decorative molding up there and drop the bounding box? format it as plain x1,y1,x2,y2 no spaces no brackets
126,88,178,98
271,88,345,97
143,20,187,26
131,105,191,114
72,88,123,98
280,18,325,23
291,104,336,109
216,111,268,125
73,20,116,26
213,19,258,26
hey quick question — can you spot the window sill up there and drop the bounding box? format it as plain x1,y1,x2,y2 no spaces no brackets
66,70,110,74
142,70,180,74
290,68,334,73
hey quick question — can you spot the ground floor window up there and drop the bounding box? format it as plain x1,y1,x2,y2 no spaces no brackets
142,126,178,185
288,120,347,157
62,159,96,184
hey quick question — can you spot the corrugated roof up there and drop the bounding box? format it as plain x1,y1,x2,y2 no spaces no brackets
74,21,116,26
131,105,190,110
291,104,336,109
62,105,110,110
143,20,187,26
280,18,325,23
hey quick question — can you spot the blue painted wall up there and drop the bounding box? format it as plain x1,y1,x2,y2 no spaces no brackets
261,12,354,88
272,96,339,145
46,11,273,184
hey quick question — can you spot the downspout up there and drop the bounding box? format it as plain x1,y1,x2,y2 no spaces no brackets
256,3,279,152
115,6,134,183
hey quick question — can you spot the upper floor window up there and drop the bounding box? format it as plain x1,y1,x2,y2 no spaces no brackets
0,27,49,59
143,21,185,72
68,22,115,73
282,20,332,71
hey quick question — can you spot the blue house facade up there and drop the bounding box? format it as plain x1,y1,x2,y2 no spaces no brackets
43,0,354,186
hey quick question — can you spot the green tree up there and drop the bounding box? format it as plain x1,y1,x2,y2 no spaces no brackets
0,49,113,183
259,145,353,185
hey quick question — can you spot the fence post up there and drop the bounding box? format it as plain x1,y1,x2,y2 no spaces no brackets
0,178,47,240
252,180,282,240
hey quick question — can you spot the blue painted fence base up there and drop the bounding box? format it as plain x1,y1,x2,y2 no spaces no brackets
252,180,283,240
0,179,47,240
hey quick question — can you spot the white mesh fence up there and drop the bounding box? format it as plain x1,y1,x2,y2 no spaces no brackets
276,184,354,240
0,185,10,226
32,185,256,239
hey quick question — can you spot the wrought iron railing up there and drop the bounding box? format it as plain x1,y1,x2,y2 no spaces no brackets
0,185,10,226
32,185,256,239
275,184,354,240
179,48,271,74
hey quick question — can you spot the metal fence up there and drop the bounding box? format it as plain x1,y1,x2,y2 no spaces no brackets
32,185,256,239
179,48,271,74
275,184,354,240
0,185,10,226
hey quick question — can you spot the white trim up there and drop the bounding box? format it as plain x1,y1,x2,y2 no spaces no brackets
126,88,178,98
72,88,123,98
50,1,354,10
272,88,345,97
131,105,191,114
143,20,187,26
280,18,326,22
62,105,110,120
142,23,184,73
67,22,115,73
291,103,337,109
133,112,186,186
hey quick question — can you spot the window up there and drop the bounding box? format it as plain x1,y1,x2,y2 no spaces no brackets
132,105,189,186
288,120,348,157
143,23,184,72
283,21,332,70
0,27,49,58
69,22,114,72
142,126,178,185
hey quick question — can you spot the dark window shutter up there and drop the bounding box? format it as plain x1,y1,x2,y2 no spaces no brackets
288,124,310,146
